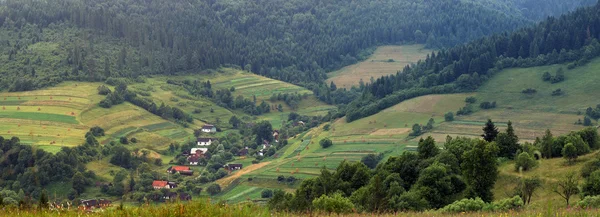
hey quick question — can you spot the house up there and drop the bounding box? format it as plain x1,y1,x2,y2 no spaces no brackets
153,180,178,190
201,124,217,133
167,166,191,174
273,130,280,142
224,163,243,171
152,180,169,189
197,138,216,146
261,140,272,151
237,147,249,156
190,148,208,157
79,199,111,210
188,155,200,165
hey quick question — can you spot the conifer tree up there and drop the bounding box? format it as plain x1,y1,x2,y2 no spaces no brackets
481,119,499,142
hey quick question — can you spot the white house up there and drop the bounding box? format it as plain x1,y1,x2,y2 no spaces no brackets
197,138,214,146
201,124,217,133
190,148,208,156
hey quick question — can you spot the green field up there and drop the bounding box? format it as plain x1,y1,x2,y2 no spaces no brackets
419,57,600,143
217,57,600,203
129,68,335,128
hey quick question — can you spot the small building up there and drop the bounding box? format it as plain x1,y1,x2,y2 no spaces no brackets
79,199,111,210
167,166,191,174
188,155,200,165
153,180,178,190
197,138,216,146
201,124,217,133
190,148,208,157
224,163,243,171
237,147,249,156
273,130,280,142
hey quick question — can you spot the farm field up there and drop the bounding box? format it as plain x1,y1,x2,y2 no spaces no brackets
0,81,195,155
130,68,335,128
216,57,600,203
418,57,600,143
327,44,433,89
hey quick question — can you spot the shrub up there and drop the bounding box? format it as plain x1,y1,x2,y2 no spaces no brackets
577,196,600,208
97,85,111,95
515,152,537,171
206,184,221,196
485,196,524,211
261,189,274,198
444,112,454,121
522,88,537,94
320,138,333,148
465,97,477,104
119,137,129,144
479,101,497,109
440,197,486,213
456,105,473,116
542,72,552,81
130,138,138,143
552,89,564,96
312,192,355,214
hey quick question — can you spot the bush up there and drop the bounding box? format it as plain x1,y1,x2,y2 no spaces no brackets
440,197,486,213
515,152,537,171
577,195,600,208
444,112,454,122
97,85,111,95
552,89,564,96
130,138,138,143
320,138,333,148
456,105,473,116
522,88,537,94
206,184,221,196
479,101,497,109
465,97,477,104
312,192,355,214
119,137,129,144
486,196,524,211
261,189,274,198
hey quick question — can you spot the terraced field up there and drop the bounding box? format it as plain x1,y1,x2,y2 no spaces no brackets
0,81,195,153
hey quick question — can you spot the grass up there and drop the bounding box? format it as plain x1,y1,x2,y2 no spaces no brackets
327,44,433,89
5,200,600,216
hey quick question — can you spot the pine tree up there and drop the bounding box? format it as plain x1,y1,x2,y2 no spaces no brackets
38,190,48,209
481,119,499,142
497,121,520,158
540,129,554,158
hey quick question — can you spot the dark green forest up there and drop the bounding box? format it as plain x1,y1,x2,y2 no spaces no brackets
0,0,595,93
344,2,600,122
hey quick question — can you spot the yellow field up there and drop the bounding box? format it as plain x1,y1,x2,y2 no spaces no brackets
327,45,433,89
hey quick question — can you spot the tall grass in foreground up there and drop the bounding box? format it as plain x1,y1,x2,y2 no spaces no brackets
3,200,600,217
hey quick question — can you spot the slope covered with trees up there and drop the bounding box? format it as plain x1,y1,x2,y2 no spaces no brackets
0,0,595,92
344,2,600,122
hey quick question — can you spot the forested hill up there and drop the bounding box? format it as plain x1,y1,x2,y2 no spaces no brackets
0,0,595,92
344,2,600,122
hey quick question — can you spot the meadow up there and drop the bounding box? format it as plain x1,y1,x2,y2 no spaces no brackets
327,45,433,89
215,57,600,203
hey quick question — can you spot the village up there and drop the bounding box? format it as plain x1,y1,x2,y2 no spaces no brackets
77,124,282,211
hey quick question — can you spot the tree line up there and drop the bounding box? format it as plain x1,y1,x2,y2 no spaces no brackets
0,0,594,94
269,119,600,213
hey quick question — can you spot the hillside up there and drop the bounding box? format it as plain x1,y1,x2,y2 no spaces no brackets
0,0,595,94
